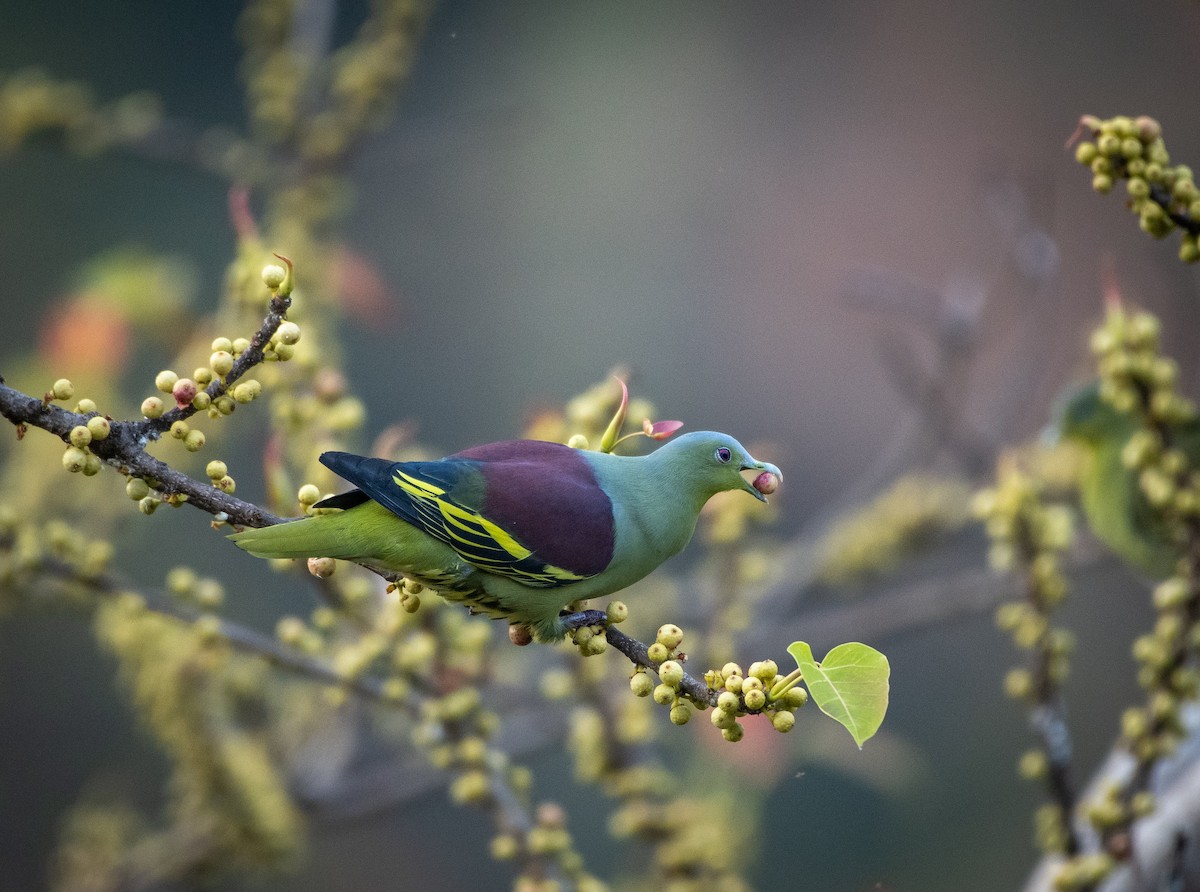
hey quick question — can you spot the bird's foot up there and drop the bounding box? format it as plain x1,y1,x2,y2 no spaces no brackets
560,609,608,632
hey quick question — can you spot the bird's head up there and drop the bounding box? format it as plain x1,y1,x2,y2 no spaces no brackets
655,431,783,503
1053,380,1129,448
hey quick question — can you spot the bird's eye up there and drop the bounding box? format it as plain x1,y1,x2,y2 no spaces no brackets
714,446,732,464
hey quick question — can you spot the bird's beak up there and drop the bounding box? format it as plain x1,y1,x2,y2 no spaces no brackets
740,459,782,503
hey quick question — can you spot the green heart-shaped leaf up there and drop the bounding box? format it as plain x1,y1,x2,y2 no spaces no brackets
787,641,890,748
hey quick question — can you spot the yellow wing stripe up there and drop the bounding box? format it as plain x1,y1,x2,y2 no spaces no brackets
391,470,592,587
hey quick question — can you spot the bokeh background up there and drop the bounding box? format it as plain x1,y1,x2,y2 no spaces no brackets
3,1,1200,889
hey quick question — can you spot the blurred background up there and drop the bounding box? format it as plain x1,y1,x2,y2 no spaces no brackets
3,0,1200,889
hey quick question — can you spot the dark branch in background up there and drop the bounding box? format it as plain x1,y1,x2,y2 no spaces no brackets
1149,183,1200,237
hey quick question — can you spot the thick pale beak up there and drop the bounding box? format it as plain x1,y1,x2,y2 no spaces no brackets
741,459,782,502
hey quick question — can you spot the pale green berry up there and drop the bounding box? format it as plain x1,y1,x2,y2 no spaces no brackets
169,420,190,440
710,707,736,730
86,415,110,440
262,264,287,289
138,497,159,515
276,321,301,345
724,674,743,694
214,396,236,416
567,433,589,449
722,722,745,743
771,709,796,733
1092,173,1114,193
194,579,224,608
194,367,213,386
191,391,211,410
211,337,233,353
69,425,91,448
669,703,691,725
210,351,234,377
206,460,227,480
183,430,206,452
742,676,764,693
231,337,250,355
652,684,676,705
215,475,236,493
62,446,87,473
583,634,607,656
716,691,740,713
232,380,261,403
81,453,101,476
126,477,150,500
646,642,669,664
154,370,178,393
307,557,336,578
630,671,654,697
743,688,766,711
75,398,97,414
51,378,74,401
274,343,295,361
656,623,683,649
1074,142,1097,165
784,687,808,708
298,483,321,505
658,660,684,688
721,662,742,679
606,600,628,623
749,659,778,682
141,396,164,419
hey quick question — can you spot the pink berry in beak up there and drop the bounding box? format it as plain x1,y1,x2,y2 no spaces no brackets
753,471,780,496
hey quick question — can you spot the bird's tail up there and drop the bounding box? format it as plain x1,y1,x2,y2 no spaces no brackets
229,513,359,561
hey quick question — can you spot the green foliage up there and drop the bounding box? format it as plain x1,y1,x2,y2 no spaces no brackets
783,641,890,748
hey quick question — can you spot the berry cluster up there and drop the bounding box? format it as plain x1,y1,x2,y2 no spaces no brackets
1074,115,1200,261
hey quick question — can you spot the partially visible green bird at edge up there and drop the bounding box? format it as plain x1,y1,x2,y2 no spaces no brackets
1057,381,1200,578
231,431,782,641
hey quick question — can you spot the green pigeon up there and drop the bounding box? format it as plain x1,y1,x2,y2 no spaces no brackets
1057,381,1198,577
231,431,782,641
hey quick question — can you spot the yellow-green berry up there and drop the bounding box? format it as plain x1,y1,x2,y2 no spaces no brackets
51,379,74,401
262,264,287,289
606,600,628,623
276,321,301,345
183,430,206,452
749,659,778,683
206,460,227,481
646,642,669,664
69,425,91,448
191,391,211,410
567,433,589,449
214,396,235,416
141,396,164,419
211,337,232,353
273,343,295,361
710,707,736,730
210,351,234,377
232,379,261,403
658,660,684,688
138,497,159,515
716,691,740,713
652,683,676,705
81,453,101,476
231,337,250,355
62,446,87,473
307,557,336,578
154,370,178,393
169,420,189,440
215,475,236,493
722,722,745,743
669,703,691,725
75,398,97,414
630,672,654,697
656,623,683,649
784,687,808,708
743,688,766,711
298,483,321,505
771,709,795,733
86,415,110,440
126,477,150,500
